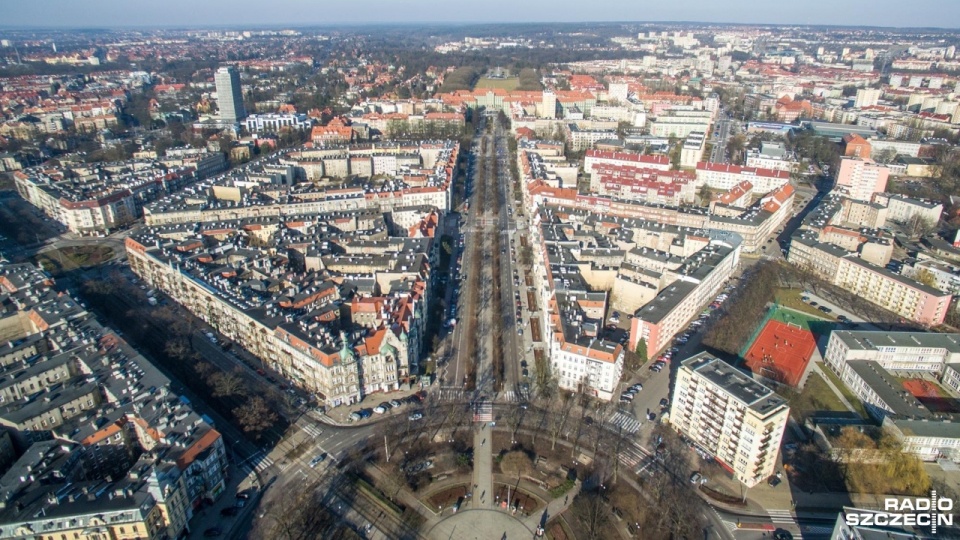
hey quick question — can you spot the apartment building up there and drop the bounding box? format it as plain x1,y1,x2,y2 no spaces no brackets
834,157,889,202
671,353,789,487
629,233,741,355
12,155,226,235
549,291,625,400
563,123,617,151
745,142,798,172
0,259,227,538
695,162,790,194
854,88,882,108
144,141,458,226
679,132,706,169
835,256,951,326
215,65,246,123
787,235,951,325
590,165,697,206
872,193,943,226
126,207,436,407
583,149,671,175
244,113,313,132
649,109,713,139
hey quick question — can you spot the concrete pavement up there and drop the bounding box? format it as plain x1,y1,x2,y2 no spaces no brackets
473,426,493,509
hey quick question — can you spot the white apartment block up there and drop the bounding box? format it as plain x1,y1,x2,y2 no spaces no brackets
854,88,881,108
680,132,706,168
244,113,313,132
671,353,790,487
551,335,624,401
823,331,960,374
872,193,943,226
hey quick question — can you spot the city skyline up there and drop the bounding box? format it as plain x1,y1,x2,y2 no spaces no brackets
3,0,960,29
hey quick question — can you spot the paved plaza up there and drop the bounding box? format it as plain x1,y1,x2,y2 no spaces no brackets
426,508,534,540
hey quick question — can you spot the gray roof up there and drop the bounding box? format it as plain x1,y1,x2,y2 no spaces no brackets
832,330,960,353
847,360,930,418
682,352,788,417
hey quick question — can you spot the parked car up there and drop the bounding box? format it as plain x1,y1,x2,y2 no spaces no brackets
389,399,402,408
220,507,239,517
373,406,386,414
773,530,793,540
349,412,361,421
659,398,669,408
204,528,222,537
409,412,424,421
690,472,703,484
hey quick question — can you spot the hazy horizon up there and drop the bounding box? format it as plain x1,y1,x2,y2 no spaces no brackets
2,0,960,30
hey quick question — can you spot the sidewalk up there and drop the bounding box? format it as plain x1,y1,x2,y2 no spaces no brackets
520,479,580,532
473,426,493,508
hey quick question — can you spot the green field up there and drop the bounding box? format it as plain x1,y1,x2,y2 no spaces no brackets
475,77,520,90
768,305,826,332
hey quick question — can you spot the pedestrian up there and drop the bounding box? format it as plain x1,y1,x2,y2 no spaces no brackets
564,495,568,504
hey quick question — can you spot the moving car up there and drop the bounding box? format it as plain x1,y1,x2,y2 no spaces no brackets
309,453,327,468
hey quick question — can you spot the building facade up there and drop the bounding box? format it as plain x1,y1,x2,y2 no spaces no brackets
671,353,790,487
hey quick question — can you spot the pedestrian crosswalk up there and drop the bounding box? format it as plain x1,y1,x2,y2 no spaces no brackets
609,411,642,434
618,444,647,469
501,390,517,402
240,451,275,475
438,387,464,401
473,400,493,422
301,423,324,439
768,509,795,524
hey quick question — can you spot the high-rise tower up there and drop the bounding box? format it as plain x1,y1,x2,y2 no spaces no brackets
215,66,246,123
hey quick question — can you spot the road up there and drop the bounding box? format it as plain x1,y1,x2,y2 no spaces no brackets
710,113,733,163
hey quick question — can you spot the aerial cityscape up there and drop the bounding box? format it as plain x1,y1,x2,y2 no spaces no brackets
2,6,960,540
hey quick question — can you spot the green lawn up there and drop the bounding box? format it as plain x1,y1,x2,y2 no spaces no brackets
475,77,520,91
788,372,849,420
820,366,869,418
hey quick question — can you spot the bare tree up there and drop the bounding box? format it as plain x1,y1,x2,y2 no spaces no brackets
500,450,533,481
550,392,575,450
572,490,611,538
211,370,246,398
234,396,278,439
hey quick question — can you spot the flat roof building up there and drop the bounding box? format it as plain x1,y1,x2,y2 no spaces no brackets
671,353,790,487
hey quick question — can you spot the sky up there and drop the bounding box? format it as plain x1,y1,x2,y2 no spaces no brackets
2,0,960,29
